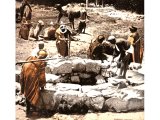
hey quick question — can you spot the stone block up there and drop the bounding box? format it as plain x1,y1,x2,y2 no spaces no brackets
127,98,144,111
127,70,144,86
37,90,58,110
52,60,72,74
105,97,128,112
46,74,71,84
45,83,56,91
46,58,63,74
86,90,102,97
82,85,96,93
55,91,88,114
79,73,92,79
108,77,127,86
117,81,127,89
121,87,144,99
82,83,113,93
55,90,83,97
129,62,142,70
86,96,105,111
45,74,61,83
101,87,117,98
71,76,80,84
85,59,101,74
72,59,86,72
132,84,144,90
55,83,81,91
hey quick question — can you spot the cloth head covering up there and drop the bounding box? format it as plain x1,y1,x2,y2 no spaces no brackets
97,35,105,43
37,50,48,59
108,35,115,41
59,24,67,33
129,26,137,32
38,20,44,26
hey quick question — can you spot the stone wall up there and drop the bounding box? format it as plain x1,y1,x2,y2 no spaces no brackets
45,57,116,85
16,57,144,113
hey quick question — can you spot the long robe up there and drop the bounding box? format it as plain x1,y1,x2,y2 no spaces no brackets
55,28,70,57
20,1,32,22
128,32,141,63
20,56,46,106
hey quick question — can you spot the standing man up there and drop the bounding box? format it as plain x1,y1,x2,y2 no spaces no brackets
20,0,32,23
55,23,71,57
127,26,142,63
107,36,133,79
77,9,87,34
20,55,47,116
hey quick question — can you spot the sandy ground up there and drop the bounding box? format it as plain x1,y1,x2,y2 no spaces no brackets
16,2,144,120
16,105,144,120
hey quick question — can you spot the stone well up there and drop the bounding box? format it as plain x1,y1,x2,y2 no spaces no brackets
16,57,144,113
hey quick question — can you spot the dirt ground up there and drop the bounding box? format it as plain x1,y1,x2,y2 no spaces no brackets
16,104,144,120
16,2,144,120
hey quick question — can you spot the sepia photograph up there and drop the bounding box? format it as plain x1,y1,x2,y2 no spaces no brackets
15,0,145,119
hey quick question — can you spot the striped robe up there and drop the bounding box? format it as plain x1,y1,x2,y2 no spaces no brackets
20,56,46,106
